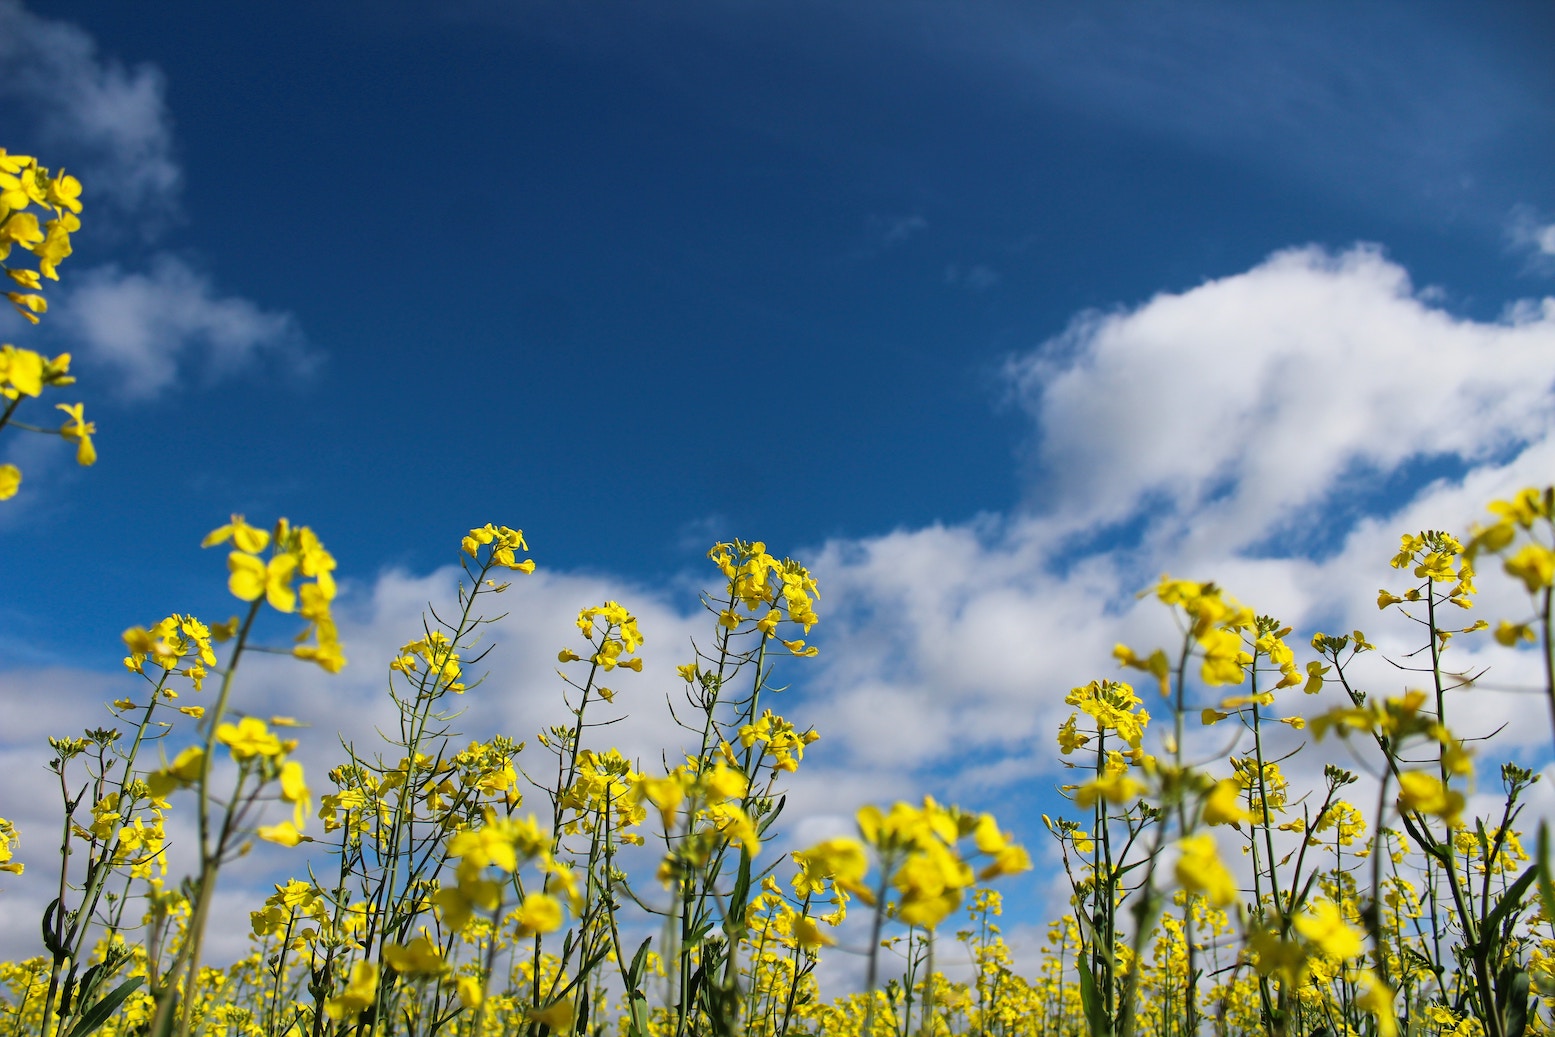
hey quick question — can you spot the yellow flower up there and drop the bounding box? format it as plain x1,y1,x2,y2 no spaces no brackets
256,821,304,847
0,211,43,251
0,464,19,500
1056,715,1090,754
279,760,310,825
793,915,834,950
383,935,447,977
147,746,205,797
54,402,95,465
228,550,298,612
1174,834,1238,906
1202,779,1252,826
1293,900,1364,960
1396,771,1464,826
216,717,288,761
703,801,761,856
293,634,346,673
46,171,82,214
527,997,575,1032
700,762,749,803
0,344,43,396
1355,973,1398,1037
511,892,564,937
1113,643,1170,695
0,164,46,209
202,515,271,553
6,290,44,324
1505,543,1555,593
435,880,501,932
323,961,378,1020
455,974,485,1009
35,214,77,279
973,815,1033,880
635,770,690,829
780,636,819,657
0,817,22,875
1199,627,1250,685
1495,620,1535,646
1074,770,1146,809
792,837,872,901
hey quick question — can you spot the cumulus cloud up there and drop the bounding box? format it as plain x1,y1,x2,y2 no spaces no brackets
51,256,309,397
0,0,180,225
1008,245,1555,552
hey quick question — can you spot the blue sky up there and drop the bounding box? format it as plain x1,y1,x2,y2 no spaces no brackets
4,0,1555,964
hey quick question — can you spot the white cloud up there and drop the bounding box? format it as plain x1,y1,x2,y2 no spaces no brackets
0,0,180,225
1508,206,1555,269
0,3,308,397
51,256,308,398
1008,245,1555,552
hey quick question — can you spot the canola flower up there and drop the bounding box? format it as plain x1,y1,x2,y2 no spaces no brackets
0,148,91,500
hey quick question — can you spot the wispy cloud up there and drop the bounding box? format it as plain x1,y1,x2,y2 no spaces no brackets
947,3,1550,219
945,263,1002,291
51,257,310,398
1508,205,1555,272
0,2,309,400
877,213,928,246
0,0,180,228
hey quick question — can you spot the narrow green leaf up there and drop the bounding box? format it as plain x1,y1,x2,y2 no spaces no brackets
65,977,144,1037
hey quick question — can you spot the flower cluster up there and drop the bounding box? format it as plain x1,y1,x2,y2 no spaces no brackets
799,797,1031,931
203,515,344,672
0,148,81,322
709,538,822,655
0,150,91,500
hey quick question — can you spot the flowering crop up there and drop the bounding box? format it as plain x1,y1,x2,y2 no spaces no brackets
5,146,1555,1037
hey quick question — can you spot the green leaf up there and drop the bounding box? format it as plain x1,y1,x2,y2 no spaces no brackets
64,977,144,1037
1482,863,1538,944
1498,963,1531,1037
1538,825,1555,935
625,990,650,1037
626,936,653,989
724,851,754,943
1077,955,1110,1037
41,897,66,957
